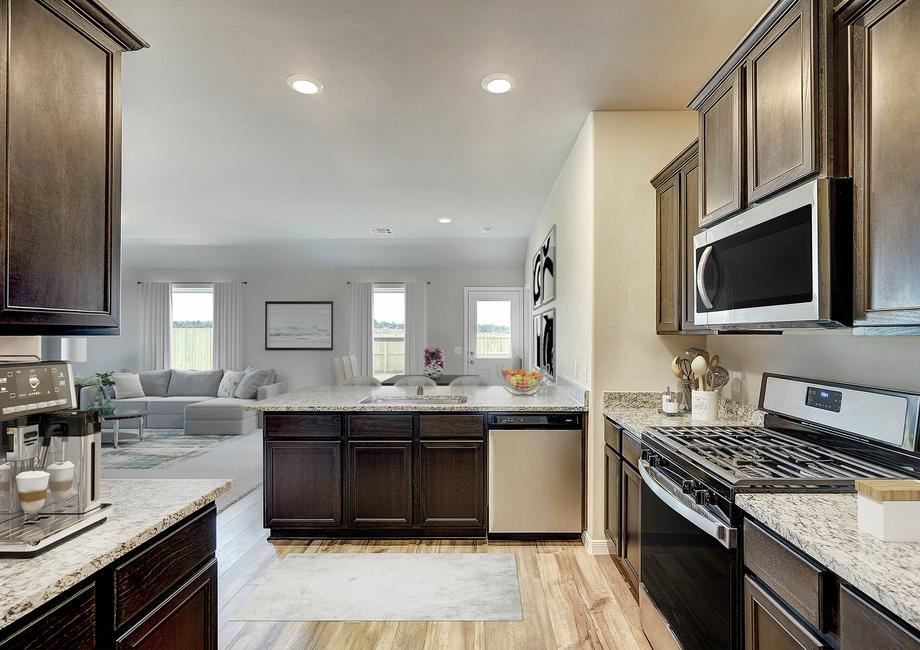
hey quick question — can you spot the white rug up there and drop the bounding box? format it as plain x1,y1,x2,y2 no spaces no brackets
231,553,523,622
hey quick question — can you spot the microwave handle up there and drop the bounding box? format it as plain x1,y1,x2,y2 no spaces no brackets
696,245,714,310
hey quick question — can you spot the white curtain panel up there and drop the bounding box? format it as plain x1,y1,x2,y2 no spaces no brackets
405,281,428,375
349,282,374,377
140,282,172,370
213,282,242,370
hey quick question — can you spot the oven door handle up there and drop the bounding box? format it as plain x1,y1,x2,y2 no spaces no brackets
639,460,737,549
696,245,714,310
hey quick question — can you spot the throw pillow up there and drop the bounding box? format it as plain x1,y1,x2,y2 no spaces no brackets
234,368,275,399
137,369,171,397
217,370,245,398
112,373,145,399
167,369,224,397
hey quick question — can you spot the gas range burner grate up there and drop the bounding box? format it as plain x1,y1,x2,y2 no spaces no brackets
647,425,903,487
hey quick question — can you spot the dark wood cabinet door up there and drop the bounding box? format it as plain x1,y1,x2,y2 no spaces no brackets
0,582,96,649
348,441,412,527
418,440,485,528
699,68,744,226
621,461,641,592
0,0,138,333
264,440,343,528
116,560,218,650
655,173,681,334
839,584,920,650
604,444,621,554
679,152,711,333
744,575,828,650
849,0,920,326
745,0,817,203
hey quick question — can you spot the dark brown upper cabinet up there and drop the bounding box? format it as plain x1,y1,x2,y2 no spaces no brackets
698,69,744,226
0,0,146,335
843,0,920,328
745,0,817,202
651,140,710,335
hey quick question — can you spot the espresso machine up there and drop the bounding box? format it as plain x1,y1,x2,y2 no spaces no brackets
0,361,110,556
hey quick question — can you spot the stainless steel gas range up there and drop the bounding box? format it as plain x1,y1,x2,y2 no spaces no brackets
638,373,920,650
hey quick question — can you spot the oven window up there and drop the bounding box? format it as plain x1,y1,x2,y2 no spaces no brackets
698,205,813,312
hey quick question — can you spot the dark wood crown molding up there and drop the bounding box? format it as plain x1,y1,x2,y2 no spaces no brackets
66,0,149,50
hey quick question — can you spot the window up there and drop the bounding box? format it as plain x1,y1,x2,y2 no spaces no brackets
475,300,512,358
171,284,214,369
372,284,406,380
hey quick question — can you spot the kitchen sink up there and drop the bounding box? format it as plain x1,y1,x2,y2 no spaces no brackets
359,395,469,405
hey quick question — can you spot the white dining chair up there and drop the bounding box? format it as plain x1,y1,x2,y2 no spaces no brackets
449,375,485,386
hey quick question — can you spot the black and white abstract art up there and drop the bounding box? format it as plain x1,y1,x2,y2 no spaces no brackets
265,301,333,350
531,225,556,309
533,308,555,380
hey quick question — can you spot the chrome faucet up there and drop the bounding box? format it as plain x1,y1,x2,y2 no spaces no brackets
417,384,424,396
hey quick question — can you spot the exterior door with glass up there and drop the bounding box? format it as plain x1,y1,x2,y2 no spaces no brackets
464,288,523,384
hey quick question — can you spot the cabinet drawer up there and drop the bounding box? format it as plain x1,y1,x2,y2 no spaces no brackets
744,519,829,631
0,582,96,649
621,428,641,467
265,413,341,438
349,415,413,438
604,418,621,452
419,414,484,438
840,584,920,650
114,504,216,628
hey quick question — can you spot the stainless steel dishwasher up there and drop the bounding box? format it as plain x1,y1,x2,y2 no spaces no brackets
487,413,583,535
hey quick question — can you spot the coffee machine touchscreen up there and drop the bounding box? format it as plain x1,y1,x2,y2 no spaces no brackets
0,362,74,417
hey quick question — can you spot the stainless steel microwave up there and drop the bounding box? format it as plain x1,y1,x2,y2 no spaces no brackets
693,178,852,330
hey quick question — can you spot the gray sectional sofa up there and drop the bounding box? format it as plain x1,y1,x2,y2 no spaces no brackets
80,369,286,435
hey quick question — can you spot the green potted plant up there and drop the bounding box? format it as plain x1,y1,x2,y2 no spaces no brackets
78,371,116,414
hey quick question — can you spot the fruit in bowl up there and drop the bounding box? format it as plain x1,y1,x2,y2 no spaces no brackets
500,368,545,395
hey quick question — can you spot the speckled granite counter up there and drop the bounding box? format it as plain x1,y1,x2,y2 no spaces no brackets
602,391,763,436
249,385,586,412
0,478,230,629
737,492,920,631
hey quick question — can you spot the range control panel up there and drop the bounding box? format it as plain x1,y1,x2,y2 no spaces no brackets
0,361,76,421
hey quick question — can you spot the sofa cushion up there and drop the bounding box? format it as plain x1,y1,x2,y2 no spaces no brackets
111,397,162,414
147,396,213,416
167,370,223,397
138,370,171,397
234,368,276,399
185,397,256,421
112,373,145,399
217,370,245,398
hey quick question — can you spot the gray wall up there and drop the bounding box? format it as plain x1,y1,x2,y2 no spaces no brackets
54,255,521,389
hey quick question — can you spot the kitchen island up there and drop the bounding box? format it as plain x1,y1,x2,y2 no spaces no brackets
0,478,230,649
250,385,586,540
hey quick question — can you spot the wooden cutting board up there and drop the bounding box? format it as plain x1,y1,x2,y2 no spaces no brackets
855,479,920,502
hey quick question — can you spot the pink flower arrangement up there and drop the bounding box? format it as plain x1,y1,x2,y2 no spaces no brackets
424,346,445,369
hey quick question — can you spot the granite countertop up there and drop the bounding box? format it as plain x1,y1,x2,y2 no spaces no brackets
0,478,230,629
602,391,764,437
249,384,586,412
737,492,920,631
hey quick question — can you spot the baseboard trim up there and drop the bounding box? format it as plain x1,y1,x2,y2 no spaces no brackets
582,530,615,555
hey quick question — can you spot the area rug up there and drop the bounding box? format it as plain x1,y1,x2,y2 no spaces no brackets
232,553,523,621
101,429,238,470
103,430,263,511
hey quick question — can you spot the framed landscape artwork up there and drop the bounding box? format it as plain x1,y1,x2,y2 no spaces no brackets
531,225,556,309
533,308,555,380
265,301,333,350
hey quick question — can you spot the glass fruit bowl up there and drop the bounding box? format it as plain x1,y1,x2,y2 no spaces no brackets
500,367,546,395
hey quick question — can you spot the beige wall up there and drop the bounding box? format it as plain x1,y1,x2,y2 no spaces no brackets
524,110,700,544
587,111,700,541
710,331,920,405
524,114,595,388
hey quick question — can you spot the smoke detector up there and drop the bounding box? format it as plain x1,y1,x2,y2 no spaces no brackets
369,227,392,235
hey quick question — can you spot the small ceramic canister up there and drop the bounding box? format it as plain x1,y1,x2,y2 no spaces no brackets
691,390,718,423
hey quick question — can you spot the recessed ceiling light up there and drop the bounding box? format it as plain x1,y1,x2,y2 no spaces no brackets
480,227,492,233
286,74,323,95
370,227,392,235
482,73,515,94
436,217,452,224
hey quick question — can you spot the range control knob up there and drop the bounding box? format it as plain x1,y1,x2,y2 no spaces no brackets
694,489,713,506
681,480,696,495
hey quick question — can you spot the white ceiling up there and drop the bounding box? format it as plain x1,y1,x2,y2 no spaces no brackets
109,0,770,243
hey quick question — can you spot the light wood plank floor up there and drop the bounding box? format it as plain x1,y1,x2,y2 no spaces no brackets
217,491,652,650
